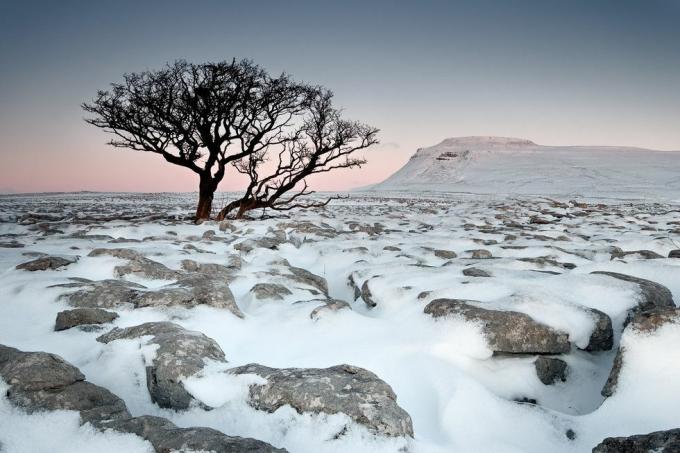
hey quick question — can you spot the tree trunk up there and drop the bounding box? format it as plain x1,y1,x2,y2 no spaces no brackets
195,176,217,221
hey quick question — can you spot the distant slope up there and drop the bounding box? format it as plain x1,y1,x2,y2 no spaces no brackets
368,136,680,200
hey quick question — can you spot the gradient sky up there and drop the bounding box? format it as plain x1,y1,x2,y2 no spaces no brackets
1,0,679,193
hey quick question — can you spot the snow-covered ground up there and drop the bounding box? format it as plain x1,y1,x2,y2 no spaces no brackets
369,136,680,201
1,191,680,452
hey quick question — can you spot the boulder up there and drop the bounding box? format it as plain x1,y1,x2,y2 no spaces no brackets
469,249,492,259
97,322,227,410
611,249,665,260
56,275,241,317
462,267,492,278
591,272,675,317
361,280,377,308
424,299,570,354
55,308,119,331
310,299,352,320
16,255,77,271
534,357,567,385
0,345,286,453
228,363,413,437
250,283,293,300
0,345,129,425
602,307,680,397
101,415,287,453
592,428,680,453
88,248,179,280
434,249,457,259
583,308,614,352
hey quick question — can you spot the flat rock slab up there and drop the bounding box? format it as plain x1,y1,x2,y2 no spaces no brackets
97,322,227,410
228,363,414,437
593,427,680,452
55,308,119,331
424,299,571,354
56,275,241,317
16,256,77,271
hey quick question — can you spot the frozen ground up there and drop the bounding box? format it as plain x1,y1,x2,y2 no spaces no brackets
1,191,680,452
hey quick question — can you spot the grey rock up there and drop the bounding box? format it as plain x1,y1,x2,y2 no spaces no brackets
57,275,241,317
0,345,283,452
89,248,179,280
285,265,329,296
534,357,567,385
101,415,287,453
383,245,401,252
591,271,675,317
55,308,119,331
602,308,680,397
250,283,293,300
469,249,493,259
424,299,570,354
361,280,377,308
229,363,413,437
669,249,680,259
611,249,665,260
462,267,492,278
583,308,614,352
592,428,680,453
234,236,284,253
97,322,227,409
310,299,351,320
518,257,576,270
0,345,130,425
16,255,77,271
434,249,457,259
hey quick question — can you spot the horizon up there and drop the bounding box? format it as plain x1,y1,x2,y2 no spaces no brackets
1,0,679,193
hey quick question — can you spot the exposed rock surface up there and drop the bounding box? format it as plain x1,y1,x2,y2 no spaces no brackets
424,299,570,354
361,280,377,308
0,344,286,452
228,363,414,437
56,275,241,317
97,322,227,409
602,307,680,397
101,415,287,452
591,271,675,317
16,255,77,271
250,283,293,300
534,357,568,385
583,308,614,352
462,267,492,278
310,299,352,320
0,344,129,425
669,249,680,258
434,249,457,259
55,308,119,331
592,428,680,453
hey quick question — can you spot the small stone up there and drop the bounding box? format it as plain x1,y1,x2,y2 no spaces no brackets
534,357,567,385
434,249,457,259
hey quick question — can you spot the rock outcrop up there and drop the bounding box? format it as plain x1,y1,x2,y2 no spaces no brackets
228,363,414,437
424,299,570,354
97,322,227,409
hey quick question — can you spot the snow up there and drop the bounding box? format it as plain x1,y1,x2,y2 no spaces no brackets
369,136,680,200
1,192,680,452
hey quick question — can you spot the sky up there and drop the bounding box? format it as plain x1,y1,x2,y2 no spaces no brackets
1,0,679,193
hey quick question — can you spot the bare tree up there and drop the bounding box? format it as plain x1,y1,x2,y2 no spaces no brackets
217,90,378,219
83,60,310,220
83,60,378,221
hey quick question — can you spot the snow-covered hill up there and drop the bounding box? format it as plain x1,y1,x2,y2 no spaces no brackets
370,136,680,200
